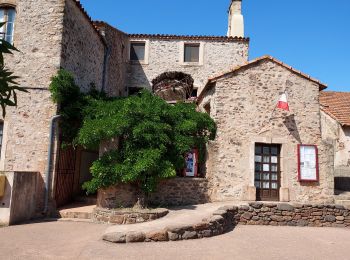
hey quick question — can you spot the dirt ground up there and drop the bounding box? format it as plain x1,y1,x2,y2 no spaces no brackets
0,221,349,260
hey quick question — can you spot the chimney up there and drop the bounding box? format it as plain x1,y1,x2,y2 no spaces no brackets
227,0,244,38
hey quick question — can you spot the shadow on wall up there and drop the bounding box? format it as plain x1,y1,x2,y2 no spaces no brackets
283,114,302,144
128,60,151,92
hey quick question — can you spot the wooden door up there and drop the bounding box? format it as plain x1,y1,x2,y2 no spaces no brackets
254,144,281,201
55,144,77,207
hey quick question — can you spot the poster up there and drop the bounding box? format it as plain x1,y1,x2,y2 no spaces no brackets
184,149,198,177
298,145,319,182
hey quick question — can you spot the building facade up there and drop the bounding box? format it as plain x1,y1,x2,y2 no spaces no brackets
0,0,343,224
320,92,350,191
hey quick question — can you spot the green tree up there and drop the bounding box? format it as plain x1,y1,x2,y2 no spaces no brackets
0,22,27,116
78,90,216,207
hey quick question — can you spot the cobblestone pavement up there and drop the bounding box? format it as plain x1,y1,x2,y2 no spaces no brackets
0,221,349,260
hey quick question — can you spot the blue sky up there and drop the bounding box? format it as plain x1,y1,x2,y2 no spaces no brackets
81,0,350,92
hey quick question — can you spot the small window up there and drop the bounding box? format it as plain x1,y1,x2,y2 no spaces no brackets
191,89,198,98
0,7,16,44
130,42,145,61
0,122,3,158
184,43,200,63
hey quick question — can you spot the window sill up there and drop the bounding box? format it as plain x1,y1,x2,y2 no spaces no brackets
181,62,203,67
129,60,149,65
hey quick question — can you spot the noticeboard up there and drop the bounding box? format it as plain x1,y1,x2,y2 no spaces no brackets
298,145,319,182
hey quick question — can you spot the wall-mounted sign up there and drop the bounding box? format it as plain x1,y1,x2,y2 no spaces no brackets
298,145,319,182
183,149,198,177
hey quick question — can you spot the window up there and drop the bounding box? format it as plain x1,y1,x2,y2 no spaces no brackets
130,42,145,61
0,7,15,44
0,122,3,158
298,145,319,182
184,43,200,63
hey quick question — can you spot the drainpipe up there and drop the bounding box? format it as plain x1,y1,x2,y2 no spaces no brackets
43,115,61,214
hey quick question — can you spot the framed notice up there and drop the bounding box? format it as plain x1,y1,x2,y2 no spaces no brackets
183,149,198,177
298,145,319,182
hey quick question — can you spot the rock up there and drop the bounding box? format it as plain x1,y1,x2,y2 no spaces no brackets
167,232,179,241
193,222,210,231
145,230,168,241
103,232,126,243
109,215,125,224
249,202,263,209
182,231,198,240
335,205,345,210
277,203,294,212
209,215,224,223
324,215,336,222
270,215,284,222
213,210,227,216
241,212,253,220
218,205,238,212
201,230,212,237
336,216,345,221
125,232,146,243
239,205,250,211
166,224,192,233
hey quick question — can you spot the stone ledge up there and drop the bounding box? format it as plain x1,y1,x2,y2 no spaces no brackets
102,202,350,243
93,207,169,224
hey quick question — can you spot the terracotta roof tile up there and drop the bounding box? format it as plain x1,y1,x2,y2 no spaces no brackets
320,91,350,126
128,34,249,42
198,56,327,103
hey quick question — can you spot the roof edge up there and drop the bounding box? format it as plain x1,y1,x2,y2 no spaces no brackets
128,34,250,42
72,0,106,47
198,55,328,103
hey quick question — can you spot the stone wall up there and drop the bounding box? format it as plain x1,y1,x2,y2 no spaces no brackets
97,178,210,208
0,172,39,226
104,202,350,243
0,0,64,184
95,22,129,97
93,207,168,225
60,0,105,91
127,37,249,92
199,59,334,203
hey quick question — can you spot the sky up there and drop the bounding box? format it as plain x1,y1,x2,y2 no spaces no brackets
80,0,350,92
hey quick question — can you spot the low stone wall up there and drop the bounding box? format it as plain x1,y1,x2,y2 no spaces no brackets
93,207,169,225
97,178,210,208
238,203,349,227
103,202,350,243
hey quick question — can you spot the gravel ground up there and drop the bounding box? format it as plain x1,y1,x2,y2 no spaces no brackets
0,221,349,260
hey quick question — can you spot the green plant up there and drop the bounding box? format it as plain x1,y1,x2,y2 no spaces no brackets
49,70,107,146
49,69,84,145
78,90,216,202
0,22,27,116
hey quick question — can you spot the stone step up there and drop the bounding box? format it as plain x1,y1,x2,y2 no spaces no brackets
334,200,350,209
58,204,96,220
57,218,93,223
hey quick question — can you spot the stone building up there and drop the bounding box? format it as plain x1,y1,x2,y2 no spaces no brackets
320,92,350,191
197,56,334,203
0,0,344,225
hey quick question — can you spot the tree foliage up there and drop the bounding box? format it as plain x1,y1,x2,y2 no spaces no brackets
49,69,107,145
78,90,216,195
0,22,27,117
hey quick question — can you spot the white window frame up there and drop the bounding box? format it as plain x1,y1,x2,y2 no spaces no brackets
0,6,16,44
180,41,204,66
128,40,149,65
